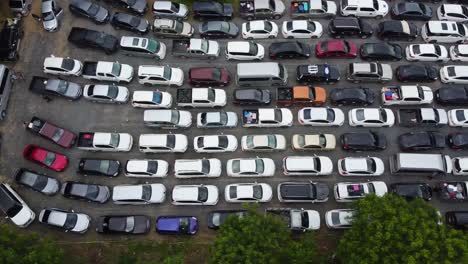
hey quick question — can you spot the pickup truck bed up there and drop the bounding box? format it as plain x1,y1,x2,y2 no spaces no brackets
440,182,468,201
82,62,98,76
77,132,95,148
277,87,293,102
382,87,402,102
27,117,76,148
291,1,310,14
176,89,192,103
172,40,190,55
239,0,255,14
29,76,48,94
242,110,259,124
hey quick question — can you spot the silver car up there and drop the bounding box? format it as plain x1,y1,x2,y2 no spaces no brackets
41,0,63,32
197,111,238,128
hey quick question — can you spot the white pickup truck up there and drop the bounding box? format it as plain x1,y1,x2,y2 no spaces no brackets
82,61,134,83
176,88,226,108
382,85,433,105
77,132,133,152
242,108,293,127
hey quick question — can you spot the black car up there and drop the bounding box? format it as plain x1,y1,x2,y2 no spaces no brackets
233,88,271,105
14,168,60,196
101,0,147,15
396,65,438,82
446,211,468,229
61,181,110,204
360,43,403,61
193,1,233,20
0,17,22,61
208,210,248,229
329,87,374,106
110,12,149,34
391,2,432,21
198,21,238,38
277,182,329,203
68,27,119,54
269,41,310,59
435,86,468,105
390,183,433,201
77,158,121,177
341,131,386,151
296,64,340,84
398,131,445,151
448,132,468,149
328,17,373,39
69,0,110,23
96,215,150,234
377,21,418,41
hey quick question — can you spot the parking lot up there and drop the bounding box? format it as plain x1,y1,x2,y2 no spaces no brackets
1,0,468,239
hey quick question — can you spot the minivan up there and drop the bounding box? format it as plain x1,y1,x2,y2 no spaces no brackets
236,62,288,86
0,65,12,120
138,134,188,153
389,153,452,175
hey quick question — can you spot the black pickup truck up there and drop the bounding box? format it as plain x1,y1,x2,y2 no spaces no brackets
0,17,22,61
68,27,118,54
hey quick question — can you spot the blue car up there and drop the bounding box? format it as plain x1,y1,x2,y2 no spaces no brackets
156,216,198,235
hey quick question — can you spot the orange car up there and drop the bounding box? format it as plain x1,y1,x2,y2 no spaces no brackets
277,86,326,106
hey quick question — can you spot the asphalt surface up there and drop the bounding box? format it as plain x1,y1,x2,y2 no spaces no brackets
1,0,468,240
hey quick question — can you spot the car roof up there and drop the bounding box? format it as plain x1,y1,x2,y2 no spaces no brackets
289,20,309,30
457,44,468,55
233,184,256,199
144,110,174,122
139,65,165,76
443,4,464,14
344,158,369,171
255,0,270,9
126,160,150,172
133,91,158,102
46,210,68,226
286,156,316,170
227,41,251,53
428,21,459,34
345,0,374,8
154,18,175,28
248,20,267,30
173,185,198,201
113,185,143,200
44,56,65,67
154,1,173,10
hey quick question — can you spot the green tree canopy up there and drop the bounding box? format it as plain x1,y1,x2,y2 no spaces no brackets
336,194,468,264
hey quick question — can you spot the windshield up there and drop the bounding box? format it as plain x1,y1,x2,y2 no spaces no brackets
220,22,229,32
57,80,69,94
212,68,222,81
111,63,121,77
163,66,172,80
107,85,119,98
171,2,180,12
326,109,335,122
201,159,211,174
170,110,180,124
63,214,78,230
109,133,120,148
255,159,264,173
201,40,209,53
264,21,272,32
99,160,110,174
267,135,277,148
43,152,56,166
252,185,263,199
87,4,99,16
43,11,54,21
207,89,216,102
198,187,208,202
174,21,183,33
142,185,152,201
179,217,189,234
153,92,162,104
219,112,228,125
231,160,240,173
51,129,64,143
297,135,305,147
147,39,160,53
301,212,309,228
86,185,99,199
249,43,258,55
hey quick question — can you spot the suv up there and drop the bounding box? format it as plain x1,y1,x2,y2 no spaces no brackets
174,158,221,178
277,181,329,203
193,1,233,20
0,17,22,61
328,17,373,39
421,21,468,43
0,65,13,120
296,64,340,84
68,27,118,54
0,183,35,227
341,131,386,151
347,62,392,83
152,1,189,20
377,21,418,41
153,19,194,38
340,0,388,18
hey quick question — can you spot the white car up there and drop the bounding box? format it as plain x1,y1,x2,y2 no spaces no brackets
421,21,468,43
241,134,286,152
124,159,169,178
38,208,90,233
298,107,345,126
193,135,237,153
143,109,192,129
437,4,468,23
225,41,265,60
226,158,275,177
132,91,172,108
334,181,387,202
405,44,449,62
0,183,35,227
291,134,336,151
452,157,468,176
197,111,238,128
281,20,323,39
448,109,468,127
171,185,219,205
440,65,468,84
340,0,388,18
450,44,468,61
120,36,166,60
325,209,355,229
112,184,166,204
283,156,333,176
83,84,129,104
242,20,278,39
41,0,63,32
224,183,273,203
174,158,221,178
348,108,395,127
337,157,384,176
138,134,188,153
138,65,184,86
43,55,83,76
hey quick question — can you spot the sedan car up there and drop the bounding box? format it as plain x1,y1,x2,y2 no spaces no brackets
77,158,120,177
241,134,286,152
396,65,438,82
171,185,219,205
269,41,310,59
139,134,188,153
23,144,68,172
30,77,82,100
153,18,194,38
152,1,188,20
125,159,168,178
448,109,468,127
360,42,403,61
14,168,60,196
233,88,271,105
437,4,468,23
292,134,336,151
337,157,385,176
281,20,323,39
405,44,449,62
199,21,238,38
450,44,468,61
156,216,198,235
110,12,150,34
143,109,192,129
315,40,357,58
452,157,468,176
298,107,345,126
208,210,248,229
282,156,333,176
226,158,275,177
391,2,432,21
341,131,386,151
334,181,387,202
325,209,355,229
390,183,433,201
330,87,374,106
69,0,110,23
43,55,83,76
277,181,329,203
449,133,468,150
197,111,237,128
440,66,468,84
188,67,230,87
242,20,278,39
398,131,445,151
435,86,468,105
348,108,395,127
61,181,110,204
96,215,150,234
225,183,272,203
38,208,91,233
131,90,172,108
193,135,237,153
225,41,265,60
83,84,129,104
112,184,166,204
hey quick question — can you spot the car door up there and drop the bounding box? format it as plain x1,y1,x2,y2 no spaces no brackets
293,29,310,38
360,7,375,17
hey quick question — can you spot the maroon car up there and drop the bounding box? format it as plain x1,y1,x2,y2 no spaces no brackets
315,40,357,58
26,117,76,148
188,67,230,87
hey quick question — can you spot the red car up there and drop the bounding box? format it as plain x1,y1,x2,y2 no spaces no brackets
315,40,357,58
23,145,68,172
188,67,230,87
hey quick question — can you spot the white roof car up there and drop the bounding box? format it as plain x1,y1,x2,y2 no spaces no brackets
132,91,172,108
227,158,275,177
283,156,333,176
224,183,273,203
298,107,345,126
381,85,433,106
334,181,387,202
152,1,188,20
242,20,278,39
421,21,468,43
292,134,336,150
172,184,219,205
38,208,90,233
225,41,265,60
92,132,133,152
437,4,468,23
0,183,35,227
43,55,82,76
197,111,238,128
340,0,388,18
174,158,221,178
241,134,286,151
112,184,166,204
125,159,169,178
348,62,393,83
405,44,449,62
143,109,192,128
440,65,468,84
450,44,468,61
448,109,468,127
452,157,468,175
348,108,395,127
153,18,194,38
193,135,238,153
281,20,323,39
138,134,188,153
83,84,129,104
120,36,166,60
325,209,355,229
137,65,184,86
338,157,384,176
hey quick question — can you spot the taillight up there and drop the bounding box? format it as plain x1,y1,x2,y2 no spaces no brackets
342,171,348,175
452,145,461,149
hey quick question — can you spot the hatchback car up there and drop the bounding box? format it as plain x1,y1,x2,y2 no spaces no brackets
391,2,432,21
450,44,468,61
38,208,90,233
125,159,168,178
153,18,194,38
225,183,273,203
330,87,374,106
112,184,166,204
110,12,150,34
188,67,230,87
14,168,60,196
325,209,355,229
452,157,468,176
199,21,238,38
348,108,395,127
377,20,419,41
193,135,238,153
437,4,468,23
390,183,432,201
328,17,373,38
298,107,345,126
171,185,219,205
61,181,110,203
440,66,468,84
435,86,468,105
269,41,310,59
277,181,329,203
292,134,336,151
405,44,449,62
97,215,150,234
225,41,264,60
77,158,121,177
0,183,35,227
242,20,278,39
23,144,68,172
283,156,333,176
69,0,110,23
341,131,386,151
338,157,384,176
241,134,286,151
398,131,445,151
360,42,402,61
281,20,322,39
156,216,198,235
448,132,468,149
131,90,172,108
43,55,83,76
196,111,238,128
315,40,357,58
233,88,271,105
226,158,275,177
152,1,188,20
448,109,468,127
83,84,129,104
396,65,438,82
334,181,387,202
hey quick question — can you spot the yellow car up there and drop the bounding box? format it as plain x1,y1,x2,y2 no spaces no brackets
291,134,336,150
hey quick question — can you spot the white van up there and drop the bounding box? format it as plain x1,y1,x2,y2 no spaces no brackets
236,62,288,87
390,153,452,175
138,134,188,153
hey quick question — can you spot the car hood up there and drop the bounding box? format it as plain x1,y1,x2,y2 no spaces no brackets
305,210,320,230
95,186,111,203
274,0,285,14
170,68,184,85
116,87,129,102
207,40,220,56
119,64,134,81
117,134,133,150
178,4,189,17
327,1,337,14
225,112,238,127
72,214,90,233
95,7,109,22
11,207,34,227
315,183,329,200
43,18,58,31
381,64,393,80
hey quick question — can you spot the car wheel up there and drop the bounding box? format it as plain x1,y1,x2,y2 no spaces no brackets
287,36,293,39
361,35,368,39
1,111,6,118
247,37,253,40
247,17,253,21
429,40,436,44
268,35,275,39
273,15,281,19
376,15,383,19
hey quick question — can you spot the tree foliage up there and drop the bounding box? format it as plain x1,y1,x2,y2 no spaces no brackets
336,194,468,264
0,224,64,264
